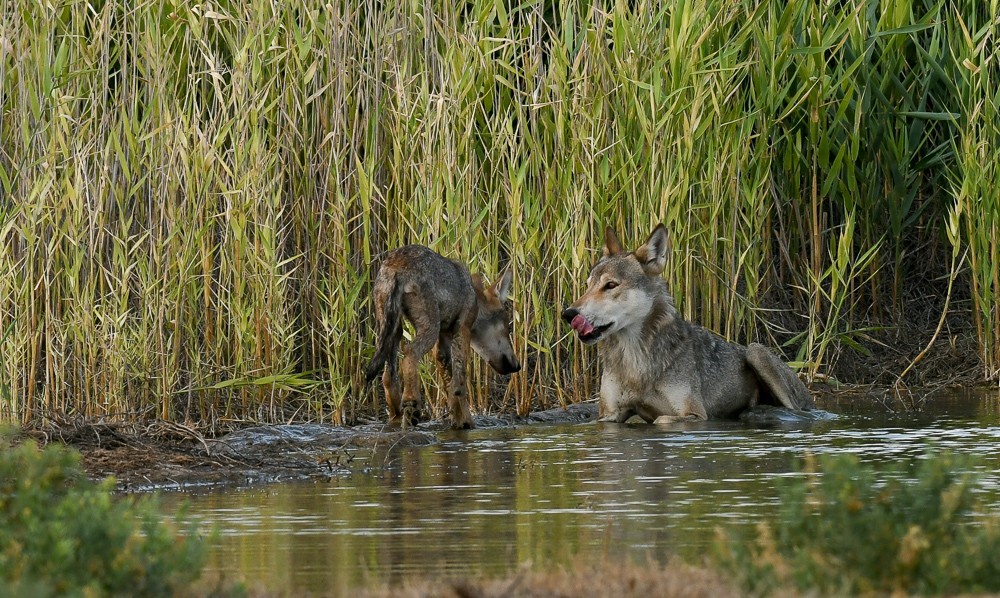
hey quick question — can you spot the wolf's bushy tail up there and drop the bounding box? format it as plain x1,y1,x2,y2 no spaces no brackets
364,279,403,383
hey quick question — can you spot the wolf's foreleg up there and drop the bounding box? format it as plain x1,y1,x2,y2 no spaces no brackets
445,326,475,429
434,333,472,429
597,373,633,422
401,332,438,428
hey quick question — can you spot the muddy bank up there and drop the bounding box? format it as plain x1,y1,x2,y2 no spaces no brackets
24,400,836,492
26,402,598,492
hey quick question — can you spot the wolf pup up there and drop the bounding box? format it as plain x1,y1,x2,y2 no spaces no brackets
365,245,521,429
561,224,813,423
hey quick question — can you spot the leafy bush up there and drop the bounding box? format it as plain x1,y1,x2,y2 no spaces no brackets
0,429,208,597
715,451,1000,595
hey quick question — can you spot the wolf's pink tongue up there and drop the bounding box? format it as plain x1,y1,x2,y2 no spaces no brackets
571,314,594,336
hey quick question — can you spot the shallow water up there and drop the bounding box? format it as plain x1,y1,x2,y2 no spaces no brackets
162,389,1000,595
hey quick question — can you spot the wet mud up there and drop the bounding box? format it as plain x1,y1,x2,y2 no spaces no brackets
29,400,832,492
41,403,598,492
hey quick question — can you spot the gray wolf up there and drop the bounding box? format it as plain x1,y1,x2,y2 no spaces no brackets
365,245,520,429
561,224,813,423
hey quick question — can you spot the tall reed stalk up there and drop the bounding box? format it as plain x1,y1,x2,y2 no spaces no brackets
950,2,1000,379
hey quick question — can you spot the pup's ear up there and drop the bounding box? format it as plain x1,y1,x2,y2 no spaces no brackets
492,269,513,302
634,224,668,275
471,273,486,293
603,226,623,257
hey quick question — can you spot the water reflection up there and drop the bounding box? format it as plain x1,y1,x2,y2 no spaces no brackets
163,389,1000,594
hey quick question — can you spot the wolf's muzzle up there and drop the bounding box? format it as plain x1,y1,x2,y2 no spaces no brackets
561,306,608,343
496,355,521,375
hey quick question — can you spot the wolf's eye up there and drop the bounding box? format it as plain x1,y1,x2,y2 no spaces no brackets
603,281,618,291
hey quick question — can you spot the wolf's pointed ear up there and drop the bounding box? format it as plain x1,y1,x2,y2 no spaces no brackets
603,227,623,257
492,269,513,302
634,224,669,276
471,273,486,293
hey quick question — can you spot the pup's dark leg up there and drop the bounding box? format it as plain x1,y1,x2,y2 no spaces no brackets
382,326,404,423
400,294,439,427
435,332,472,429
434,334,454,418
445,324,475,429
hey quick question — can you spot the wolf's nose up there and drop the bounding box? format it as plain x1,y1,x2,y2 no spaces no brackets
497,355,521,375
561,307,579,324
505,356,522,374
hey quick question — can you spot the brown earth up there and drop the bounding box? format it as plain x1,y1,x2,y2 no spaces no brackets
20,420,439,492
19,402,601,492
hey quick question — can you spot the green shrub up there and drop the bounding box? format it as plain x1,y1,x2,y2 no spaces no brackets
0,429,208,597
715,451,1000,596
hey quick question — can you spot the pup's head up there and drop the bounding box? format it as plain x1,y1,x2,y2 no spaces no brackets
561,224,669,344
470,270,521,375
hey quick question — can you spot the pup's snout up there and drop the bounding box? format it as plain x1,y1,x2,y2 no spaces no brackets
500,355,521,375
561,307,579,324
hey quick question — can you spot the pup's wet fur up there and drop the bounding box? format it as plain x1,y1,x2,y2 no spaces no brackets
365,245,520,429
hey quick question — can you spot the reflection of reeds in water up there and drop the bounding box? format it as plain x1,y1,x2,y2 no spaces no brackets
0,0,998,426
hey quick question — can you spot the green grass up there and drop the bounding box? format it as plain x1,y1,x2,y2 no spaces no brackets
1,0,998,426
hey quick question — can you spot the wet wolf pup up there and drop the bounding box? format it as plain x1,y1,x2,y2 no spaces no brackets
562,224,813,423
365,245,521,429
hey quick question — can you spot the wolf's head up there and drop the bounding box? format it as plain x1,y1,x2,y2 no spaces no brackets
562,224,670,344
470,270,521,375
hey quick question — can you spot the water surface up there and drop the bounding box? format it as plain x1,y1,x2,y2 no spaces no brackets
163,389,1000,594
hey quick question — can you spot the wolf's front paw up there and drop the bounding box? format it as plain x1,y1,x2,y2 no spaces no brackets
450,417,475,430
401,402,422,428
653,414,700,424
598,410,632,423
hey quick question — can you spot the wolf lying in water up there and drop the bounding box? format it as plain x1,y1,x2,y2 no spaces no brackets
562,225,814,423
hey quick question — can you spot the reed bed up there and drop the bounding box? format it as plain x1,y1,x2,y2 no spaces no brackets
1,0,997,427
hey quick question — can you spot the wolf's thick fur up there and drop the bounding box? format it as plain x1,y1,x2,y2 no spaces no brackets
365,245,520,429
562,225,813,423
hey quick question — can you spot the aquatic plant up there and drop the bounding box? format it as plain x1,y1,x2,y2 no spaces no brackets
0,429,209,596
949,5,1000,380
715,450,1000,595
1,0,998,426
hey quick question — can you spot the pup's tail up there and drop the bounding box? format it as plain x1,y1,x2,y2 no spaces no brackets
364,279,403,384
